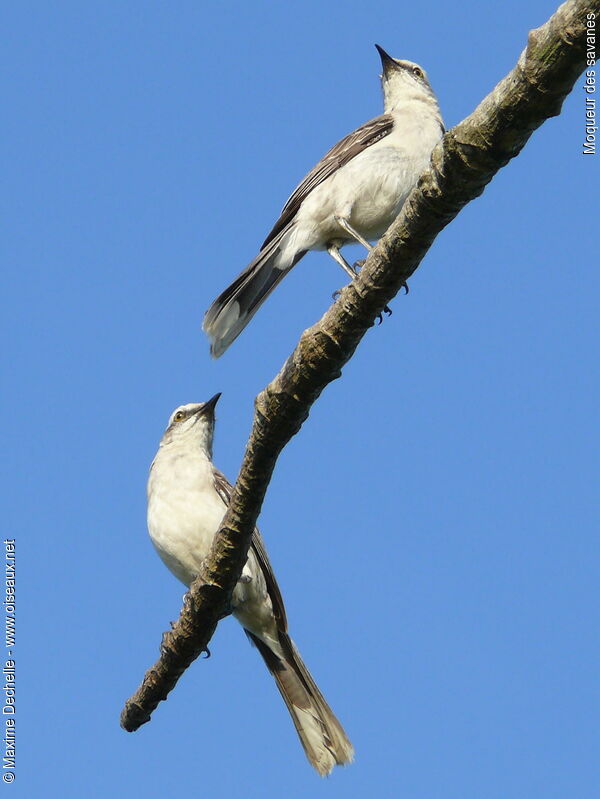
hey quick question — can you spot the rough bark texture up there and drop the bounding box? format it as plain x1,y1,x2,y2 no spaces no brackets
121,0,598,732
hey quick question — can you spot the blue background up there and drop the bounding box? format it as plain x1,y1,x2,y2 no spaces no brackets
7,1,597,797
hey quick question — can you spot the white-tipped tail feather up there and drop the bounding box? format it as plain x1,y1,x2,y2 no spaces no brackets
203,227,305,358
247,630,354,776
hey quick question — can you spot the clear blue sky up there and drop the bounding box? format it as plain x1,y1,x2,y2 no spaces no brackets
7,1,597,796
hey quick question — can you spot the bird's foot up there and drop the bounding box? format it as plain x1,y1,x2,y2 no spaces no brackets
375,305,393,325
333,259,363,300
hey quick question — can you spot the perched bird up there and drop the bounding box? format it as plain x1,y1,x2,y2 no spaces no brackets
203,44,444,357
147,394,353,775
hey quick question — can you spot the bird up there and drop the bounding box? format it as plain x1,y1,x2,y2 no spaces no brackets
147,393,354,775
203,44,444,357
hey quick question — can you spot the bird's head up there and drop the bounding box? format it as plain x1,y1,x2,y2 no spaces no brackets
160,393,221,456
375,45,437,114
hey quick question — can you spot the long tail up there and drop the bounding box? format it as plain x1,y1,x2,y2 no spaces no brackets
246,629,354,776
202,227,305,358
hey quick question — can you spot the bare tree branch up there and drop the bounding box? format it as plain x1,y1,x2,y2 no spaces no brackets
121,0,597,732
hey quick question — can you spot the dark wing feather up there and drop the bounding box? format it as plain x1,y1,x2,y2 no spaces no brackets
261,113,394,250
212,468,288,631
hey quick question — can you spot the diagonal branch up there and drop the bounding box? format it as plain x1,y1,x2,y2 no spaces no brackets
121,0,598,732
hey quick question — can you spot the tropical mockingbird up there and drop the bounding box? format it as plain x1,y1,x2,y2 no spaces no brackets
203,45,444,357
147,394,353,775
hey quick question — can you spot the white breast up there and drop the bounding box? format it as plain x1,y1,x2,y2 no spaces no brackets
146,447,279,646
292,112,442,249
147,449,226,586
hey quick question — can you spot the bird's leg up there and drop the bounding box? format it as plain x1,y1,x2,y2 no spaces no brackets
327,229,395,321
328,242,359,300
334,215,373,252
327,242,359,280
328,234,392,321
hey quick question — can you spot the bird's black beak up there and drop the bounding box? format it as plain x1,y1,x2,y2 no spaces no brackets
375,44,397,74
201,392,221,416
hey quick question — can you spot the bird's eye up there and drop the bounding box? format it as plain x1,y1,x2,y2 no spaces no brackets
174,411,186,422
412,66,423,79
